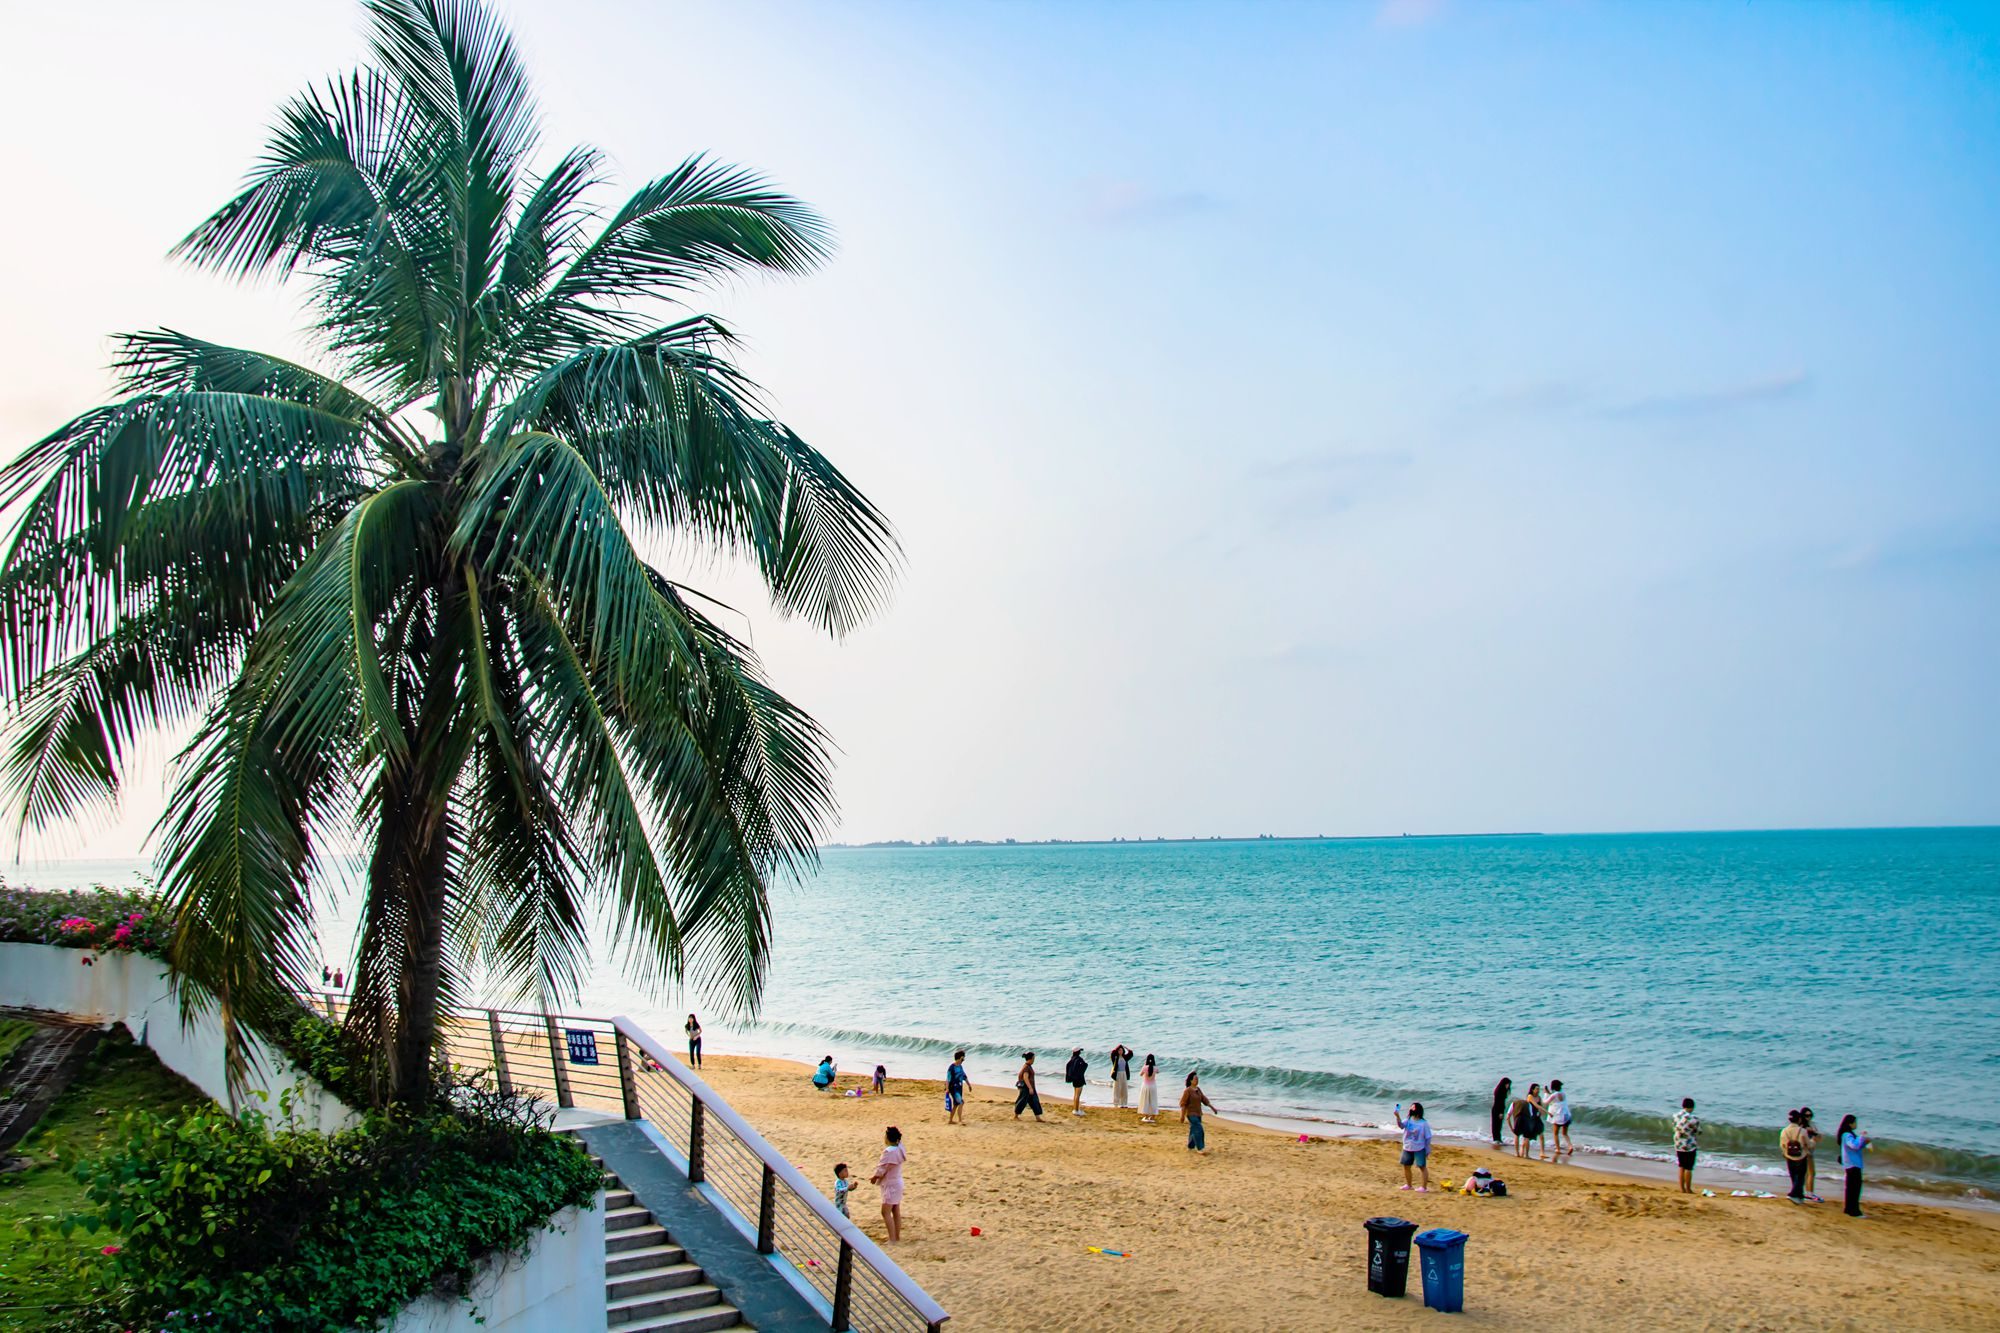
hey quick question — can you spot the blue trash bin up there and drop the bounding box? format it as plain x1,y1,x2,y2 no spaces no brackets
1414,1228,1468,1313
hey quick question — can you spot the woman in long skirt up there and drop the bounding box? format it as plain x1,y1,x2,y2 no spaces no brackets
1138,1053,1161,1123
1110,1045,1133,1110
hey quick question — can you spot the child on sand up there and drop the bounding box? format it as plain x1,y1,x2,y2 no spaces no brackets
945,1050,969,1124
1673,1097,1701,1193
1395,1101,1433,1192
1015,1052,1044,1120
833,1163,853,1217
871,1126,907,1241
873,1064,887,1095
1181,1071,1216,1153
1139,1054,1160,1123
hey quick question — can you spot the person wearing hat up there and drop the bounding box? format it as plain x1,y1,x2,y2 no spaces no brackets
1065,1047,1089,1117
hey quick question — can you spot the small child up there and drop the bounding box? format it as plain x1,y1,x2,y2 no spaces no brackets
873,1064,887,1095
833,1163,853,1217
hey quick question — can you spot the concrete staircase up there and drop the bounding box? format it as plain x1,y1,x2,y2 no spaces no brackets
596,1152,748,1332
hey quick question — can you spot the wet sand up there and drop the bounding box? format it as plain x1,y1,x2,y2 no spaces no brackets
688,1053,2000,1332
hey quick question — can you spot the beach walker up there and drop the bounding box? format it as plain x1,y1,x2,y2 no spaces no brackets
1414,1227,1469,1313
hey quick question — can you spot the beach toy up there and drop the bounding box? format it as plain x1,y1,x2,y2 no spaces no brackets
1701,1189,1716,1197
1085,1246,1128,1258
1298,1133,1311,1144
970,1227,982,1236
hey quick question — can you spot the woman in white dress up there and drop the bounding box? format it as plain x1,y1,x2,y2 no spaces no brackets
1138,1053,1160,1123
1110,1045,1133,1110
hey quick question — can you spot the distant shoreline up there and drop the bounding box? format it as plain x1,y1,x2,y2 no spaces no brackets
824,831,1547,849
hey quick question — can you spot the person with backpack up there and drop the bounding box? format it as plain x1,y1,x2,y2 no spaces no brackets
1065,1047,1089,1117
1781,1109,1813,1202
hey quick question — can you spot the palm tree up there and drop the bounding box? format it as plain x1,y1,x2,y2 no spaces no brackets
0,0,895,1104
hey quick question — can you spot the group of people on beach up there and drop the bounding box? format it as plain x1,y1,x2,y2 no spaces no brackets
1006,1046,1218,1151
1489,1077,1577,1160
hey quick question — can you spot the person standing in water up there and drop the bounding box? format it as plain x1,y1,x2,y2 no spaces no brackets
1838,1114,1871,1218
1490,1077,1512,1146
1014,1052,1044,1121
1546,1079,1573,1156
1673,1097,1701,1194
1065,1048,1089,1117
871,1126,907,1241
1138,1054,1161,1124
945,1050,970,1125
684,1014,703,1069
1395,1101,1434,1192
1110,1045,1134,1110
1181,1071,1216,1153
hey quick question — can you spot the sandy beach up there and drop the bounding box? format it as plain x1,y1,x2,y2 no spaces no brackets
691,1054,2000,1332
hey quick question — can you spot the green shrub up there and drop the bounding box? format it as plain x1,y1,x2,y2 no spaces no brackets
45,1085,599,1332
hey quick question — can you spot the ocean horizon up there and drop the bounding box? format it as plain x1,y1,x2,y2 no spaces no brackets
14,825,1999,1201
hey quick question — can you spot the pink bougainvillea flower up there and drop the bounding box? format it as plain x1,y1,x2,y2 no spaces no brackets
101,1244,121,1256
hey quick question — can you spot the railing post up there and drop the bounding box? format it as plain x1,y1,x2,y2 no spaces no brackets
756,1164,777,1254
688,1098,706,1184
614,1027,640,1120
832,1239,854,1331
487,1010,511,1096
543,1013,574,1109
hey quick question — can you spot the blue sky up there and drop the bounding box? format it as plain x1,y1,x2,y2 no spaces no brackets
1,0,1996,854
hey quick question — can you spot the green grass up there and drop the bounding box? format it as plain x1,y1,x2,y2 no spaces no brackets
0,1027,205,1330
0,1018,33,1068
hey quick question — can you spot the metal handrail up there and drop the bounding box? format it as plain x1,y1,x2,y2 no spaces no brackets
615,1015,949,1333
299,991,947,1330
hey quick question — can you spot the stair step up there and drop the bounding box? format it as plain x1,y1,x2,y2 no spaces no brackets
608,1224,672,1254
605,1188,637,1210
607,1205,655,1231
614,1305,742,1333
606,1243,687,1275
607,1263,706,1300
609,1282,726,1325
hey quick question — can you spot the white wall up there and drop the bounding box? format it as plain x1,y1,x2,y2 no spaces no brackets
1,941,607,1333
0,942,358,1133
381,1204,606,1333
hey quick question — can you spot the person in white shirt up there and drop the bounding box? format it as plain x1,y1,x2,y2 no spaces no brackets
1546,1079,1574,1156
1395,1102,1434,1192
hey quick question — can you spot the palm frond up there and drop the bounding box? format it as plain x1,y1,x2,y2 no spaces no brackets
506,157,831,374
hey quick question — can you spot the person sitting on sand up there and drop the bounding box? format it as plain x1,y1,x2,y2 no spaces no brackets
1139,1054,1160,1123
1395,1101,1434,1192
1015,1052,1044,1121
1673,1097,1701,1193
1547,1079,1573,1156
1181,1071,1216,1153
873,1064,887,1095
872,1126,907,1241
814,1056,838,1091
1065,1048,1089,1117
945,1050,970,1125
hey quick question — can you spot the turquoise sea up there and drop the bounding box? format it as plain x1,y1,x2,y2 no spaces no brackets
19,828,2000,1200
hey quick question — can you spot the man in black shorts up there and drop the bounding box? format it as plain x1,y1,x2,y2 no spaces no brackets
1672,1096,1701,1193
